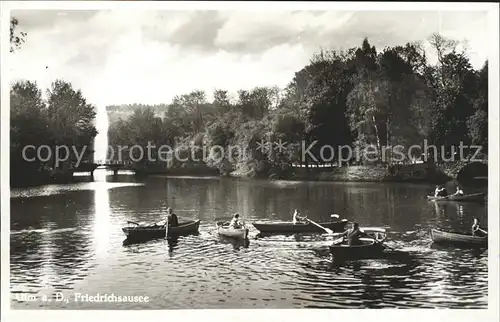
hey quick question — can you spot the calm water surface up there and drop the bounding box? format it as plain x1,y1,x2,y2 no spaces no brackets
10,171,488,309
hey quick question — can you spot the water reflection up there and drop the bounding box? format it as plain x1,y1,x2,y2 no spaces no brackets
92,169,111,260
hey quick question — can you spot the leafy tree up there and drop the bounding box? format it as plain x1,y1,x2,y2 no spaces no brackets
46,80,97,164
10,17,27,53
467,61,488,152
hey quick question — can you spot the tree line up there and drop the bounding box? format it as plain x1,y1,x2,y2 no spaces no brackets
10,18,98,186
107,36,488,177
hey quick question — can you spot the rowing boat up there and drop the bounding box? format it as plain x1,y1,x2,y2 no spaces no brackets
329,237,386,259
216,221,249,239
252,219,348,234
122,220,200,240
360,227,387,242
431,228,487,248
427,192,486,202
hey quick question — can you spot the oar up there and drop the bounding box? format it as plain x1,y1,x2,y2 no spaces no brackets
306,218,334,235
369,232,397,251
377,238,397,251
477,228,488,236
165,216,169,239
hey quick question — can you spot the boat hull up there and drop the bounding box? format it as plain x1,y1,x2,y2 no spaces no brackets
427,192,486,202
122,220,200,240
216,223,248,239
431,229,487,248
329,238,385,260
253,219,348,234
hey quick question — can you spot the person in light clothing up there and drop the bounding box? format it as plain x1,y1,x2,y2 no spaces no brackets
292,209,307,224
453,186,464,196
472,218,487,237
229,213,243,229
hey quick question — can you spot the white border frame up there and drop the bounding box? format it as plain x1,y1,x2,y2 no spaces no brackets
1,2,498,322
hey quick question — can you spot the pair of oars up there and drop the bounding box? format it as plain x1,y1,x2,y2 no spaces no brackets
307,215,396,250
306,214,341,235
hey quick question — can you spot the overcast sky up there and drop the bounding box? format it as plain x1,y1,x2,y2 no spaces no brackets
9,9,490,107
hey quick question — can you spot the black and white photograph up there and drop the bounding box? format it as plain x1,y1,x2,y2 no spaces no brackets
1,1,499,319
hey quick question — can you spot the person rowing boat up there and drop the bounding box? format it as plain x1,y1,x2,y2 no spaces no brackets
472,218,487,237
292,209,307,224
229,213,243,229
453,186,464,196
166,207,179,227
434,185,448,197
336,222,368,246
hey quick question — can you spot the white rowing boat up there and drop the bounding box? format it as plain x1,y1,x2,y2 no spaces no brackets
216,221,249,239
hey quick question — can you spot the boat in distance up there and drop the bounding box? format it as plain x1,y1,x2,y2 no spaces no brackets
252,219,348,234
430,228,487,248
122,220,200,240
427,192,486,202
216,221,249,239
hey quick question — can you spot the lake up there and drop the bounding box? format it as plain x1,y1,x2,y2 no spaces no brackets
10,170,488,309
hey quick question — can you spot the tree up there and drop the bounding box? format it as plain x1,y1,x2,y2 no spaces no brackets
46,80,97,164
213,89,231,117
170,90,208,134
467,61,488,152
10,17,27,53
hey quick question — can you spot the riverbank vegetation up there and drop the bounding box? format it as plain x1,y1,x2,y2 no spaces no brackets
9,18,97,187
107,36,488,179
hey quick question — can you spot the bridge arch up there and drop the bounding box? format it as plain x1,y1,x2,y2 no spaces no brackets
456,162,488,182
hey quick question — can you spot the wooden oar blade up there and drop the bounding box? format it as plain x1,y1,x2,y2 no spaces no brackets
306,218,335,235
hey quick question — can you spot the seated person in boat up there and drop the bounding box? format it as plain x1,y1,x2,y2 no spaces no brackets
472,218,487,237
166,207,179,227
229,213,243,229
338,222,368,246
453,186,464,196
434,185,448,197
292,209,307,224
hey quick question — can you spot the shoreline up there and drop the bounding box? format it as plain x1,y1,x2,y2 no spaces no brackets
11,163,483,189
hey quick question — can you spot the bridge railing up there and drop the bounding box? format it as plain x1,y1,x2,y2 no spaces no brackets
93,160,134,166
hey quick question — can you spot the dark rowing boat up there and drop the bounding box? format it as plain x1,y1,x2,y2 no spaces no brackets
329,228,388,260
427,192,486,202
431,228,487,248
252,219,348,234
122,220,200,240
329,238,386,260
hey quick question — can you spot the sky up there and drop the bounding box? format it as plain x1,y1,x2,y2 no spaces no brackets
9,9,490,107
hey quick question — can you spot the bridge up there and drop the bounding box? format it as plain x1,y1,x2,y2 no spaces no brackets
73,160,136,176
434,159,488,182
